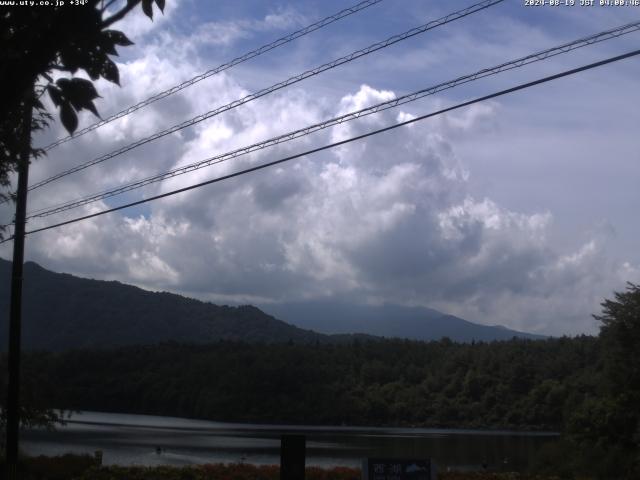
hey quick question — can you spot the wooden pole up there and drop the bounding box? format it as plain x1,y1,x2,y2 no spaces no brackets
280,434,305,480
5,94,33,479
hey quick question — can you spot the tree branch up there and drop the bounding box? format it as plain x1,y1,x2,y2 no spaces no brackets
101,0,139,28
48,64,75,72
101,0,119,13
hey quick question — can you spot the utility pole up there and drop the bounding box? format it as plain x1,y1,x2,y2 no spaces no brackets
5,93,33,479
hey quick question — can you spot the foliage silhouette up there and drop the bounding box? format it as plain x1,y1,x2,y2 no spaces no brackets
564,283,640,478
0,0,165,426
0,0,165,206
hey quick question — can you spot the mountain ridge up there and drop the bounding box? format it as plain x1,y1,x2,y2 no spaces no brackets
260,301,546,342
1,258,544,350
0,258,333,351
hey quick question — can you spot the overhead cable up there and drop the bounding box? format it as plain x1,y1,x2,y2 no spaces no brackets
27,0,504,192
1,48,635,244
25,21,640,220
39,0,386,152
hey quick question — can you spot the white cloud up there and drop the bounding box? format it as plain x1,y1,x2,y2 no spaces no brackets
192,7,308,47
106,0,182,41
5,78,636,336
3,1,639,338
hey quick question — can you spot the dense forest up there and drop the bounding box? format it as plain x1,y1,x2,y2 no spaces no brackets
5,337,598,430
0,283,637,477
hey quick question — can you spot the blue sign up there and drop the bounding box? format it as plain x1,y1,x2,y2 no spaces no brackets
362,458,436,480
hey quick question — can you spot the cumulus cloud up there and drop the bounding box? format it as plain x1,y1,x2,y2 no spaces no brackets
192,7,308,47
4,77,637,336
2,2,638,338
105,0,183,40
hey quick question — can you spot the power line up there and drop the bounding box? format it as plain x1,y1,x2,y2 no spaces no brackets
3,48,635,244
26,0,504,193
39,0,386,152
24,21,640,220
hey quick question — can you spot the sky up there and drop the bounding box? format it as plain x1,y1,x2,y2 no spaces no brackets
1,0,639,336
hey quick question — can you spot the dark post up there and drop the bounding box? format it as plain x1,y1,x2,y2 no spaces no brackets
280,434,305,480
5,95,33,479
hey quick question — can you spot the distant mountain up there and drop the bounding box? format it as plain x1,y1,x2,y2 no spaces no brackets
0,258,336,351
0,258,544,351
260,301,546,342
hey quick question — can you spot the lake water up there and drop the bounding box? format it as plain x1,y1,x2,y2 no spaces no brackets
22,411,559,472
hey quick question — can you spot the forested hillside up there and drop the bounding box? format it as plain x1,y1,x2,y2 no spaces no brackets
0,259,544,349
6,336,599,430
0,259,328,349
2,283,638,477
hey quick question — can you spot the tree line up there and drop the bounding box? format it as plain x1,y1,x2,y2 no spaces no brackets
1,283,638,477
2,336,599,430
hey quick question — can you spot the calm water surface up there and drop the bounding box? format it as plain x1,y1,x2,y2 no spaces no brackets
22,411,558,472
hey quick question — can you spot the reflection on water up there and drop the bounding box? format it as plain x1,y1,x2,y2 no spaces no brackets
22,411,559,471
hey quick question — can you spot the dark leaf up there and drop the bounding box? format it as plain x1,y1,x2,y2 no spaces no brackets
155,0,165,12
57,78,101,118
59,54,80,74
84,100,100,118
85,63,101,81
56,78,72,89
61,43,109,82
142,0,153,19
100,39,119,56
60,101,78,134
101,57,120,85
47,86,63,107
69,78,99,101
103,29,134,47
78,48,107,80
